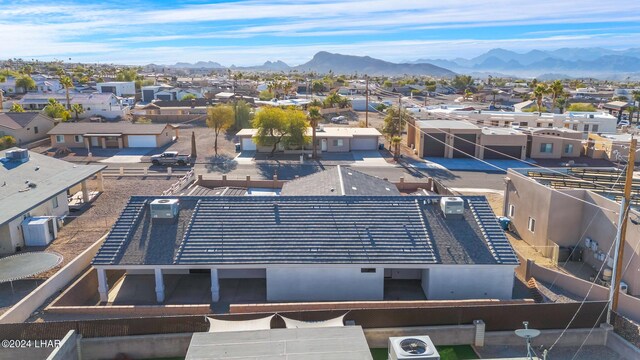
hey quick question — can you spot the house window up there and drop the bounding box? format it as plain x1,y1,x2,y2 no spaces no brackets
564,124,570,128
572,124,578,130
583,124,590,133
508,204,515,217
592,124,599,132
540,143,553,153
333,139,344,147
477,120,484,126
74,135,83,143
52,196,59,209
564,144,574,154
528,217,536,233
491,120,499,126
55,135,65,143
34,126,38,134
361,268,376,273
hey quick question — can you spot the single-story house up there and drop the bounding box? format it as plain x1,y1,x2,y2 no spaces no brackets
522,127,583,159
18,93,128,120
281,165,401,196
48,122,177,149
92,195,518,303
0,112,56,145
0,148,105,254
97,82,136,97
603,101,629,118
584,133,640,163
236,127,381,152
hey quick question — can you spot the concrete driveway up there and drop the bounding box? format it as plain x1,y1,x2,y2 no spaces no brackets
99,148,153,164
351,151,391,167
234,151,255,165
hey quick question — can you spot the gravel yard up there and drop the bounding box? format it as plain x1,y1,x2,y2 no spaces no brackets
152,124,239,163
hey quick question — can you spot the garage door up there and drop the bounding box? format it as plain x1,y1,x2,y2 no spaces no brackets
351,137,378,150
453,134,476,158
127,135,157,148
242,138,257,151
422,133,446,157
484,146,523,159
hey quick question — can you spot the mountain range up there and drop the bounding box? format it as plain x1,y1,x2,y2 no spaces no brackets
414,47,640,78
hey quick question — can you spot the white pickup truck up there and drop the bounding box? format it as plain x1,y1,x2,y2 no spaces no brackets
150,151,193,166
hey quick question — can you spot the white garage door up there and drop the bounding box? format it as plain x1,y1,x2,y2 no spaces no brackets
242,138,257,151
127,135,157,148
351,137,378,150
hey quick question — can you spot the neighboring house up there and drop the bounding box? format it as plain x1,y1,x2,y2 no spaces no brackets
0,148,105,254
603,101,629,119
0,112,56,145
32,74,63,94
236,127,381,152
97,82,136,97
281,165,401,196
585,133,640,164
92,195,518,303
0,76,17,94
504,168,640,296
48,122,177,149
141,85,173,103
522,127,583,159
134,99,211,117
19,93,128,120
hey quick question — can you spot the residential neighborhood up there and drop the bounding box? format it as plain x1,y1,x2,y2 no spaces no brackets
3,1,640,360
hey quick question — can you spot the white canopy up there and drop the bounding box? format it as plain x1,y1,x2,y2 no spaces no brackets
206,315,275,333
280,313,347,329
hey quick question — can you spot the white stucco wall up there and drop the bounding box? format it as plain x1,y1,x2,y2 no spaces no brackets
266,266,383,301
425,265,515,300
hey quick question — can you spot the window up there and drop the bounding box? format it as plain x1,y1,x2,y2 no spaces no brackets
572,124,578,131
564,144,574,154
592,124,599,132
52,196,59,209
477,120,484,126
332,139,343,147
508,204,515,217
34,126,38,134
361,268,376,273
564,124,570,128
74,135,83,143
528,217,536,233
491,120,499,126
583,124,590,133
540,143,553,153
55,135,65,143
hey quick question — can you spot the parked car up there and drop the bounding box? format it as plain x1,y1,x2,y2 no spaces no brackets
618,120,630,127
150,151,193,166
331,115,348,124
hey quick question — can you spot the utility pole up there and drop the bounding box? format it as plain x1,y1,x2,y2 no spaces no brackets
608,137,637,323
365,75,369,127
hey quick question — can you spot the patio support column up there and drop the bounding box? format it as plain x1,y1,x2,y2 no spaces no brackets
520,146,527,160
445,134,454,158
211,268,220,302
155,268,165,303
84,137,90,151
97,172,104,192
97,268,109,302
117,137,123,149
81,180,90,204
101,137,106,149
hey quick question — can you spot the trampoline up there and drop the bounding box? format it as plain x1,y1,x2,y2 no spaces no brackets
0,252,63,292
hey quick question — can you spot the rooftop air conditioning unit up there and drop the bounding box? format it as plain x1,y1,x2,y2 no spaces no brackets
440,197,465,216
150,199,180,221
388,336,440,360
5,148,29,163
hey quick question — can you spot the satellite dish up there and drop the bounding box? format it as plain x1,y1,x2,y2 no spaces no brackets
515,321,540,360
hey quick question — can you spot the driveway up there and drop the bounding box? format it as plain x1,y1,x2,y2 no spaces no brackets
234,151,255,165
351,151,392,167
99,148,153,164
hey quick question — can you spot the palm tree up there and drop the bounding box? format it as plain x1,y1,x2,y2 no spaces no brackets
60,76,73,110
391,136,402,161
71,104,84,121
627,106,637,125
532,84,549,114
548,80,564,113
307,106,322,159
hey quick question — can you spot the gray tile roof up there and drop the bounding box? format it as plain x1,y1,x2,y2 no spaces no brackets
0,112,53,130
0,148,105,226
47,122,170,136
280,166,400,196
93,196,518,267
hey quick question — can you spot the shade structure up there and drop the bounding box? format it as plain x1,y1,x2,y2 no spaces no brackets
280,313,347,329
206,315,275,333
0,252,62,283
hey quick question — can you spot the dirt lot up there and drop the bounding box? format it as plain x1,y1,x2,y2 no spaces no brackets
152,123,239,162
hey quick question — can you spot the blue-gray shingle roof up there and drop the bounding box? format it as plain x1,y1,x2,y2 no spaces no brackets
92,196,519,267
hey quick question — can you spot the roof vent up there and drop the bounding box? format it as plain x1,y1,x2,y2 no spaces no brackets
440,197,464,217
5,148,29,163
150,199,180,221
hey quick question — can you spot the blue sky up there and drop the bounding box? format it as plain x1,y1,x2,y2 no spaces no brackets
2,0,640,65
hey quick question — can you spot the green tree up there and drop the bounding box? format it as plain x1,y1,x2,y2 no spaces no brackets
548,80,564,113
234,100,253,129
382,106,408,160
555,95,569,114
627,106,637,124
9,102,24,112
206,104,234,155
567,103,596,112
258,90,273,101
0,135,17,150
531,83,549,114
307,106,323,159
60,76,73,110
253,107,309,156
43,98,70,121
181,94,197,101
311,80,324,93
116,68,139,82
15,75,35,93
451,75,473,92
383,80,393,88
323,92,343,109
71,104,84,121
